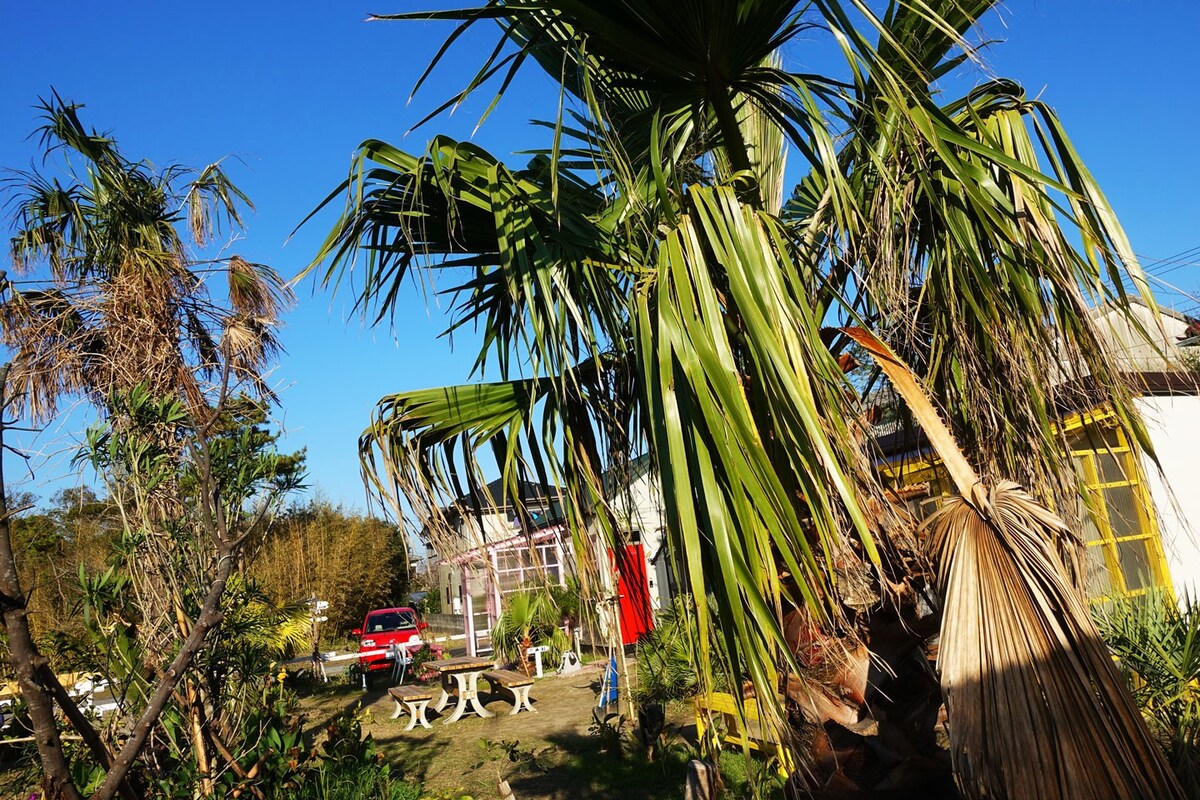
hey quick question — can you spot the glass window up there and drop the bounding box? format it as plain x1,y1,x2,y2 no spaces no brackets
1084,545,1115,598
1071,419,1168,599
1117,539,1153,592
891,416,1169,601
366,610,416,632
1103,485,1141,539
1096,452,1128,484
1068,424,1121,453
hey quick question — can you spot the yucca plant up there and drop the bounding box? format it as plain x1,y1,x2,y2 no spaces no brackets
1096,590,1200,797
489,589,569,673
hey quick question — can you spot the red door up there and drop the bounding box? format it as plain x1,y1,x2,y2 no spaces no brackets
611,544,653,645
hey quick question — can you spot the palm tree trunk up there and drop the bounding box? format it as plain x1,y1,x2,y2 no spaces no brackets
0,365,83,800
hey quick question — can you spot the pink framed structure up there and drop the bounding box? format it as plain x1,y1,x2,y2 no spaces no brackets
444,523,570,656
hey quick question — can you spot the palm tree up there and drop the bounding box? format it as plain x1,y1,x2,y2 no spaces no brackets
306,2,1177,795
489,588,570,673
2,92,292,422
1,94,295,800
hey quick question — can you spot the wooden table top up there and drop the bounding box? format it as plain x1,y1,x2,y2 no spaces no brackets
428,656,494,672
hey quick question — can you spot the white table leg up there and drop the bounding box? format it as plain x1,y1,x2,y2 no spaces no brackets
390,699,404,720
434,673,454,712
443,673,471,724
405,700,432,731
510,685,536,715
466,671,494,719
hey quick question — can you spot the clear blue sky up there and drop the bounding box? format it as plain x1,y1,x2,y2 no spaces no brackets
2,1,1198,512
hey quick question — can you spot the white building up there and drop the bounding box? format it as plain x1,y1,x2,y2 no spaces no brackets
429,460,679,653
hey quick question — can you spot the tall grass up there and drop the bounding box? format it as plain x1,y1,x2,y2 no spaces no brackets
272,760,422,800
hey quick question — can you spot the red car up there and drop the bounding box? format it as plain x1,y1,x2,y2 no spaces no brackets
352,607,432,682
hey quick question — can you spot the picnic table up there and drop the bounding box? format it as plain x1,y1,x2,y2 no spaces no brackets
427,655,496,724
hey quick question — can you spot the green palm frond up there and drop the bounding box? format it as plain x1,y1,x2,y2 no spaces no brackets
304,136,629,382
306,2,1175,794
490,588,570,664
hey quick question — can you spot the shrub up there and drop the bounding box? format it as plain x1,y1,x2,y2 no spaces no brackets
1095,589,1200,796
489,589,569,671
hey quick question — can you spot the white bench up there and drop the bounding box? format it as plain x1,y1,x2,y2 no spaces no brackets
388,685,436,730
482,669,537,715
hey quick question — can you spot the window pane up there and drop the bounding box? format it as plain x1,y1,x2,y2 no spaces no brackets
1085,545,1115,597
1069,425,1121,453
497,570,522,593
1095,452,1129,484
1103,485,1142,538
496,551,523,571
1118,539,1153,591
1078,491,1103,545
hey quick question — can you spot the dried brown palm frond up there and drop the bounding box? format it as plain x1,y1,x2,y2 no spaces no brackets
99,261,206,412
0,286,98,421
226,255,294,321
844,326,1185,799
220,313,286,401
2,97,291,422
927,486,1182,800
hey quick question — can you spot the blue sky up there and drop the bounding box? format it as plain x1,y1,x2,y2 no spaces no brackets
2,1,1198,512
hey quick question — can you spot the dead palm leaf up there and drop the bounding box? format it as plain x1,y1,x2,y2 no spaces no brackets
843,325,1185,800
2,96,290,420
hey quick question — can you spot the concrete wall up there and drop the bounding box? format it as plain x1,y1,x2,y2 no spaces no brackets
422,612,466,636
1137,394,1200,598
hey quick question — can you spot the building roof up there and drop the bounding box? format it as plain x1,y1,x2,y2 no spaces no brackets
452,478,556,512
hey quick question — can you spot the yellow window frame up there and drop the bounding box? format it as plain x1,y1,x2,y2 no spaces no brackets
879,407,1172,599
1061,411,1171,598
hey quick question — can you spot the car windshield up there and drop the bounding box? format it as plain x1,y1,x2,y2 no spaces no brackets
365,611,416,633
